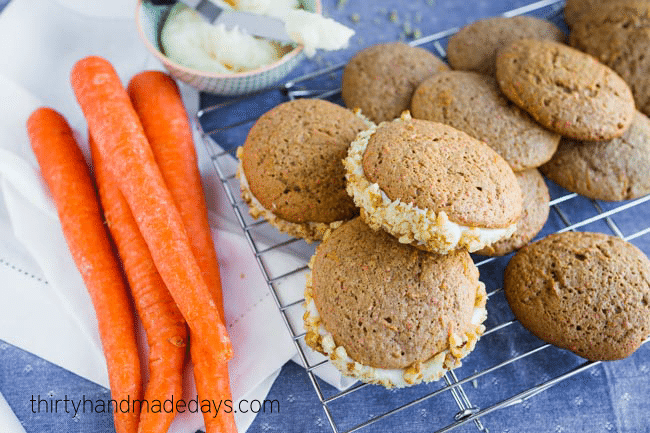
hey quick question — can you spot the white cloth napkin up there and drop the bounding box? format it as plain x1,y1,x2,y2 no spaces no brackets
0,0,355,431
0,391,26,433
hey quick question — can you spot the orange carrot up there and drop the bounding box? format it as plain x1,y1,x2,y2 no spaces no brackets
89,133,187,433
27,107,141,433
127,72,226,319
193,349,236,432
70,56,232,363
128,71,237,433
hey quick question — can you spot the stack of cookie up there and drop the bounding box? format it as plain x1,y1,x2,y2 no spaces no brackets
567,0,650,116
440,2,650,205
237,8,650,388
443,12,650,362
237,99,507,387
544,0,650,201
238,41,534,387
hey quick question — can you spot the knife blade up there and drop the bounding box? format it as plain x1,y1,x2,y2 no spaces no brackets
158,0,294,43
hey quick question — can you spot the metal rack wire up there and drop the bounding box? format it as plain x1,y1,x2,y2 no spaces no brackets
196,0,650,431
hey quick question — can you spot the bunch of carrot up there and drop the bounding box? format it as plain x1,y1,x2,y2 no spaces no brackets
27,56,237,433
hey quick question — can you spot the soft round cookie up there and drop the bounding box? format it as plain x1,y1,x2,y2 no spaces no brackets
564,0,633,28
504,232,650,361
411,71,560,171
344,113,522,254
447,16,565,76
238,98,368,242
304,218,487,388
341,42,449,124
569,1,650,117
540,111,650,201
496,39,635,141
476,169,549,256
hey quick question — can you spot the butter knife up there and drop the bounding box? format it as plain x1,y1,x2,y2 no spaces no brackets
151,0,293,43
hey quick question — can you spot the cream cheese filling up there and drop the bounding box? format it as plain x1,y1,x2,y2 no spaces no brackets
283,9,355,57
303,261,488,388
161,2,354,76
343,112,517,254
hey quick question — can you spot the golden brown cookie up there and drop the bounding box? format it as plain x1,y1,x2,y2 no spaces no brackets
447,16,565,76
341,42,449,124
540,111,650,201
504,232,650,361
304,217,487,388
570,0,650,117
496,39,636,141
564,0,631,28
411,71,560,171
344,113,522,254
238,99,368,242
476,169,550,256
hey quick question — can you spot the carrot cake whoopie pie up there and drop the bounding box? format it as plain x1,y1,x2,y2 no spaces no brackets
237,98,371,242
344,112,523,254
304,218,487,388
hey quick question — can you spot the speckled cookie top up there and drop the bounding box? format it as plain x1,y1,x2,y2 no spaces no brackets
569,0,650,117
496,39,635,141
447,16,565,76
240,98,367,224
310,217,483,370
476,169,550,256
411,71,560,172
540,110,650,201
361,117,522,229
504,231,650,361
341,42,449,124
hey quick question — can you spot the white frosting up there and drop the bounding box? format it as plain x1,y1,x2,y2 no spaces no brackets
161,4,287,74
303,267,488,388
375,186,512,247
344,113,517,254
283,9,355,57
160,1,354,74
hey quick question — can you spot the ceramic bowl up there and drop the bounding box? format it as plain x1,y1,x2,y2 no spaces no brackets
135,0,320,95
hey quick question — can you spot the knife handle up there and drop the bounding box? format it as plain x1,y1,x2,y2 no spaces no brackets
149,0,176,5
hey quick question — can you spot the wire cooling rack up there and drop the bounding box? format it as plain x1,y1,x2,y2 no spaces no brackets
196,0,650,431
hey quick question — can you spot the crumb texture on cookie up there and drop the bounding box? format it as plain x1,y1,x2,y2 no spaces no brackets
304,218,487,387
341,42,449,124
496,39,635,141
476,169,550,256
504,232,650,361
356,114,522,228
447,16,565,76
239,98,367,227
344,114,521,253
411,71,560,172
541,111,650,201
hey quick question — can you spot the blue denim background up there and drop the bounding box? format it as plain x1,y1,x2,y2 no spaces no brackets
2,0,650,432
